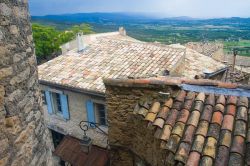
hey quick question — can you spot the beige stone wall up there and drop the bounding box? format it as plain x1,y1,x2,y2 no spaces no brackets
0,1,56,165
40,84,108,148
105,85,178,166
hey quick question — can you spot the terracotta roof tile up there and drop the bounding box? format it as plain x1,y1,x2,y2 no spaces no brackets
187,111,200,127
175,142,191,163
163,98,174,108
237,97,248,108
230,136,245,156
145,112,157,122
177,109,190,123
221,115,234,132
132,83,249,166
182,125,196,144
227,96,237,105
195,120,209,137
216,95,226,106
219,130,232,148
211,111,223,125
226,105,236,116
191,135,205,153
215,104,225,113
200,105,213,122
160,124,172,141
203,137,217,159
165,134,181,153
200,156,213,166
150,102,161,113
186,151,200,166
236,107,248,122
172,122,185,137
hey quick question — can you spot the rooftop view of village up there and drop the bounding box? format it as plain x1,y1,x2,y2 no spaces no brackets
0,0,250,166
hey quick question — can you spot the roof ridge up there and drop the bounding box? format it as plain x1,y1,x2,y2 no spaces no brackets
103,76,250,90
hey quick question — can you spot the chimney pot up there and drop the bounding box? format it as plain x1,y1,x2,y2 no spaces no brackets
119,27,126,36
77,32,85,52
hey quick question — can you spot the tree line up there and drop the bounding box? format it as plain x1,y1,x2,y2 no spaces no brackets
32,23,93,64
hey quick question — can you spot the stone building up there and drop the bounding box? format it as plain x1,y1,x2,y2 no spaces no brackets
37,29,228,164
0,0,55,165
104,77,250,166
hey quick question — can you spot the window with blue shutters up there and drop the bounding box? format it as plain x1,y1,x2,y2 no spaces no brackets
86,100,95,127
44,90,70,120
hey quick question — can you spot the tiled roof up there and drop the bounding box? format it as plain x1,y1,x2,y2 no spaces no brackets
115,77,250,166
38,33,225,93
39,34,185,93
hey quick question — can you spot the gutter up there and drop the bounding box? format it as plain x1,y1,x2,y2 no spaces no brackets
39,80,105,98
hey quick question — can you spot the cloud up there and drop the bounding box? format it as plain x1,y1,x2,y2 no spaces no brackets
29,0,250,18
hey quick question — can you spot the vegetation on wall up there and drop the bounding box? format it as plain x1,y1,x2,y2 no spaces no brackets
32,23,93,63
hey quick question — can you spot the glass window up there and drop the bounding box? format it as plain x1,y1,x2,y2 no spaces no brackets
95,103,107,126
51,92,63,114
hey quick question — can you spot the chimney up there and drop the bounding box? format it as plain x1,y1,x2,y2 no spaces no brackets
232,49,237,72
77,32,85,52
119,27,126,36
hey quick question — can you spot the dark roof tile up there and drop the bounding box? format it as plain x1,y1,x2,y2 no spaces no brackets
200,105,213,122
230,136,245,156
195,120,209,137
194,100,204,112
234,120,247,138
175,142,191,163
186,151,201,166
200,156,213,166
182,125,196,144
246,143,250,165
219,130,232,148
138,107,148,117
172,122,185,137
186,91,196,100
172,101,183,110
165,109,179,127
205,94,215,106
228,153,243,166
236,107,248,122
247,128,250,143
165,134,181,153
177,109,190,123
207,123,221,140
154,127,163,139
237,96,248,108
214,145,230,166
221,115,234,132
191,135,205,153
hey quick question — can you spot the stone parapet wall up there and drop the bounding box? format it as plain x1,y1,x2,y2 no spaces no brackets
105,84,179,166
0,0,55,165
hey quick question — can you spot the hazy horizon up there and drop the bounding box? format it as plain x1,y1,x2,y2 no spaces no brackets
29,0,250,18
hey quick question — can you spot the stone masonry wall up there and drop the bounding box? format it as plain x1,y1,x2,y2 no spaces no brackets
0,1,55,165
105,84,179,166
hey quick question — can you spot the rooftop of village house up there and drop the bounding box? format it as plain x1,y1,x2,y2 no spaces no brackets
103,76,250,165
38,28,226,94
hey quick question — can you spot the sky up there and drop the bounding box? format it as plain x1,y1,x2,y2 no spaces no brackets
29,0,250,18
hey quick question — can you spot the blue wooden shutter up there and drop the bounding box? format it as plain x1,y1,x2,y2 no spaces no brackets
60,94,70,120
45,91,53,114
86,100,95,127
